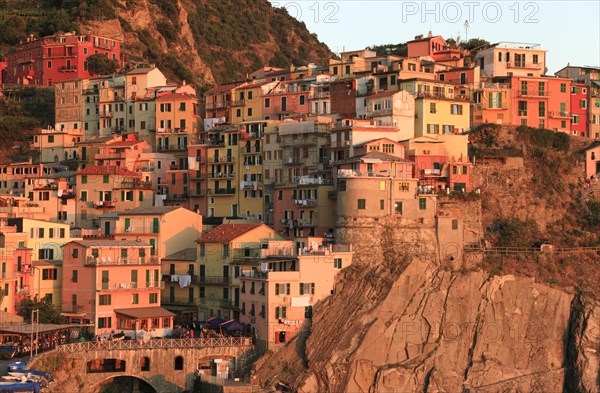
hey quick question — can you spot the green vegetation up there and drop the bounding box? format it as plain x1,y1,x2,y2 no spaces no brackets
469,123,501,148
516,126,570,152
17,296,67,324
86,53,119,75
488,218,542,248
368,43,408,57
368,37,491,57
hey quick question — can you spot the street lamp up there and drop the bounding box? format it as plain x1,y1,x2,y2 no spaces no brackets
30,308,39,359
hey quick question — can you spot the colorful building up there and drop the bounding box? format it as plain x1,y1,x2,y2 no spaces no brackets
475,42,547,78
239,238,353,350
61,240,173,336
196,223,284,321
4,33,121,86
571,82,589,137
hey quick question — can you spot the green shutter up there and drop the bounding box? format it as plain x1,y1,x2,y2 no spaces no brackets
152,218,159,233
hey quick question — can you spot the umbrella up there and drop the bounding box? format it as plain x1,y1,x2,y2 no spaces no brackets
206,316,226,327
222,320,247,332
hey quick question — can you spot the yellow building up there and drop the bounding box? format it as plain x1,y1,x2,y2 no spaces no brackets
230,82,276,124
400,79,470,136
33,127,84,163
98,206,202,259
75,166,154,228
155,92,199,151
6,218,79,308
196,222,284,320
160,248,198,321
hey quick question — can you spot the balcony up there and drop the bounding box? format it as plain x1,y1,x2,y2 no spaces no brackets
337,169,393,178
284,157,303,166
232,99,246,106
165,194,189,201
58,66,77,72
368,108,393,117
206,101,229,110
517,90,548,98
232,248,261,263
208,172,236,179
421,169,442,177
99,281,162,291
309,92,330,100
293,199,318,207
99,111,112,118
196,276,231,285
209,156,235,163
207,188,236,195
116,226,160,235
117,180,153,189
198,298,237,308
157,145,187,152
157,128,172,134
93,201,115,209
85,256,159,266
189,190,205,197
549,111,571,119
241,181,259,190
507,62,542,70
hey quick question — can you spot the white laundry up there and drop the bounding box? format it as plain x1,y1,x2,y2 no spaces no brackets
171,274,179,283
178,275,192,288
188,157,197,170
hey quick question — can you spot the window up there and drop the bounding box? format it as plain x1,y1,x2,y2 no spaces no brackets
452,219,459,230
430,103,437,113
299,283,315,295
265,98,270,108
419,198,427,210
380,199,385,210
573,115,579,125
580,99,587,109
132,294,139,304
275,306,287,319
247,108,253,116
81,175,87,184
450,104,463,115
533,54,539,64
427,124,440,134
103,175,109,183
149,293,158,304
72,270,78,283
174,356,184,371
561,120,567,128
42,268,58,280
538,102,545,117
357,199,366,210
521,81,528,95
98,317,112,329
333,258,342,269
141,357,150,371
300,95,305,105
538,82,545,96
275,283,290,295
223,244,229,257
560,83,566,93
236,109,241,117
518,101,527,116
99,294,111,305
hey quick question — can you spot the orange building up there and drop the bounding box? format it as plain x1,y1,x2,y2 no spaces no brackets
61,239,173,336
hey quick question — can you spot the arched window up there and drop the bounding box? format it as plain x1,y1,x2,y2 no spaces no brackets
141,356,150,371
174,356,184,370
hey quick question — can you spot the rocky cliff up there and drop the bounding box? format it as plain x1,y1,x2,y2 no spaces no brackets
0,0,332,86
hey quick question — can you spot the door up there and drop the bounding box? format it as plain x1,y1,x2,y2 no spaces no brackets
596,161,600,176
104,222,111,236
234,288,239,306
200,265,205,281
281,97,287,112
232,204,238,217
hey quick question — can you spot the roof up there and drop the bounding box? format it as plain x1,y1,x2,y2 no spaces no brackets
367,90,405,99
127,67,155,75
105,140,143,148
162,248,197,261
120,206,182,216
205,82,244,95
581,140,600,152
197,223,263,243
77,165,140,177
114,307,175,319
340,151,410,164
356,137,402,147
65,240,150,248
407,35,444,43
0,323,76,335
155,93,197,101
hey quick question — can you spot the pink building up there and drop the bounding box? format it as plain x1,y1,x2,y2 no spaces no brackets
94,134,153,170
583,141,600,180
61,239,173,336
262,80,311,120
239,238,353,350
4,33,121,86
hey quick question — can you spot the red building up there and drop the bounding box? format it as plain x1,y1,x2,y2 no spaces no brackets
4,32,121,86
570,82,588,137
330,79,358,118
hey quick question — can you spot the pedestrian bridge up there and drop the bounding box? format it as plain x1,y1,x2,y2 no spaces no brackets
31,337,254,392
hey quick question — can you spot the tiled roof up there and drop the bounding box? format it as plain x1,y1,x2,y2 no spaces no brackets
67,240,150,248
341,151,410,164
155,93,197,101
127,67,155,75
77,166,141,177
205,82,244,95
197,223,262,243
106,140,142,148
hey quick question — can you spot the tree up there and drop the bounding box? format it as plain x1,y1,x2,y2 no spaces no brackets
17,296,66,324
87,53,120,76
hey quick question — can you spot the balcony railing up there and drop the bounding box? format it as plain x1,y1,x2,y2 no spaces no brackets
85,256,159,266
209,156,235,163
232,248,261,261
241,181,258,190
165,194,189,201
195,276,231,285
549,111,571,119
284,157,303,166
157,145,187,152
58,66,77,72
205,101,229,110
293,199,318,207
117,180,153,189
93,201,115,209
507,62,542,70
56,338,253,353
208,172,236,179
207,188,236,195
232,99,245,106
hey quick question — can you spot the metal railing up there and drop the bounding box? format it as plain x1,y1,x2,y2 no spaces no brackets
55,337,252,353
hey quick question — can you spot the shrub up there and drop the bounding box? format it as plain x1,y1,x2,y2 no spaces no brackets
488,218,542,248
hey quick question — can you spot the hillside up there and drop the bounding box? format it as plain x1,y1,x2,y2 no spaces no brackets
254,126,600,392
0,0,333,87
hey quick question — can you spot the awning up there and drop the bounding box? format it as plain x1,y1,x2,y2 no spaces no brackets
0,323,76,335
60,312,87,318
114,307,175,319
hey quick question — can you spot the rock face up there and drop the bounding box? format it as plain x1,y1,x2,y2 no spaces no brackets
80,0,332,86
258,258,600,393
